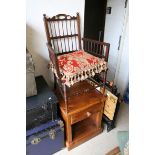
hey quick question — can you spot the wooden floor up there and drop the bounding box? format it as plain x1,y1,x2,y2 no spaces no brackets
105,147,121,155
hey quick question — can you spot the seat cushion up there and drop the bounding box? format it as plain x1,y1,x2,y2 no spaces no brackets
49,50,107,87
26,50,37,97
26,72,37,97
26,49,35,73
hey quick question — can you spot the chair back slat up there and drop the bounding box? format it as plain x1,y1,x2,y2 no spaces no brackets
43,13,81,54
61,21,67,52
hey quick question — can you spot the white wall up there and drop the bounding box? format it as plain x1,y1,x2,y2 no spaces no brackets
26,0,85,87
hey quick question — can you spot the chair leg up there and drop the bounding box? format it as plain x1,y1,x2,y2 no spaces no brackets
103,69,107,84
104,69,107,85
54,74,57,90
63,84,68,113
101,69,108,94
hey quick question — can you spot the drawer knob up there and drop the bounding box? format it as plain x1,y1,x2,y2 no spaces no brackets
87,112,91,117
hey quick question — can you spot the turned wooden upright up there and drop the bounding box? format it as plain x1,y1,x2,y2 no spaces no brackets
56,80,105,150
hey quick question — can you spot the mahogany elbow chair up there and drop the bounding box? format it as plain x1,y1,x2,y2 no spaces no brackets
43,13,110,112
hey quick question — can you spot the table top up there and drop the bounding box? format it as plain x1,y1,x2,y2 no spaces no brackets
56,80,105,115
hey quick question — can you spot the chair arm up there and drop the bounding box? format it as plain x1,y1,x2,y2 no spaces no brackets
82,38,110,62
46,43,61,78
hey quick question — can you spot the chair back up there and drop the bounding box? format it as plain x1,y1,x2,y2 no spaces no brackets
43,13,82,55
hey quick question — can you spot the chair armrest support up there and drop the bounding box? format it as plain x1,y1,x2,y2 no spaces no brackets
82,38,110,62
46,43,61,78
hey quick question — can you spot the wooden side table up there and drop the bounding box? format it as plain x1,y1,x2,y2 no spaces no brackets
56,81,105,150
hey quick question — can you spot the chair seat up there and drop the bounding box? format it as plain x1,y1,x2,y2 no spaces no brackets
49,50,107,87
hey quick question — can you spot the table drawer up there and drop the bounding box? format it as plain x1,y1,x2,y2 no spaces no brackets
71,103,101,124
